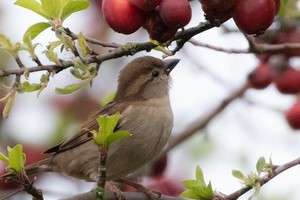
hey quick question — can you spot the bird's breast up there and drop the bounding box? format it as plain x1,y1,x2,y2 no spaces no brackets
105,96,173,180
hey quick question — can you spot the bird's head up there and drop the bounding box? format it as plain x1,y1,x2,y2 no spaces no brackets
115,56,180,101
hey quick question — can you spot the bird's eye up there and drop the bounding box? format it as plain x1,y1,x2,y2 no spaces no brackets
152,71,159,77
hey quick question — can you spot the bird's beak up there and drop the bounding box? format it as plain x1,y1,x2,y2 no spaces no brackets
164,59,180,75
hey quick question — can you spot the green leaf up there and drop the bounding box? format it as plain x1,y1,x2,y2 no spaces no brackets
232,169,245,181
40,0,65,19
106,131,131,147
15,0,48,19
93,116,108,146
55,79,90,95
182,179,203,189
104,113,120,136
44,40,64,65
278,0,288,17
181,190,200,199
77,32,90,57
23,22,51,41
0,34,13,49
88,63,97,76
101,91,116,106
206,181,213,196
61,0,90,20
24,68,30,80
70,68,84,79
37,73,50,96
92,113,130,147
181,166,213,200
256,157,266,175
60,32,75,51
0,152,9,163
196,165,206,184
7,144,26,174
0,34,21,58
3,91,15,118
23,81,42,92
91,129,104,146
72,56,88,71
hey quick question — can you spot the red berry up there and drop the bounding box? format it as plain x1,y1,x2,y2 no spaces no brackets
150,155,168,177
286,100,300,129
130,0,162,11
273,66,300,94
232,0,276,35
102,0,145,34
248,63,273,89
199,0,222,9
202,4,232,23
200,0,238,11
143,12,177,43
159,0,192,29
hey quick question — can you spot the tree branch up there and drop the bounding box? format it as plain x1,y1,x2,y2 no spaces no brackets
189,37,300,55
0,21,216,78
59,156,300,200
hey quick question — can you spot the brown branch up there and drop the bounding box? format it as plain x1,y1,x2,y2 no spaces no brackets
189,39,249,54
189,37,300,55
15,56,25,69
0,21,216,78
1,172,44,200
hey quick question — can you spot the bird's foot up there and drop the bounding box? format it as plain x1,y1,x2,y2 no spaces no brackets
106,181,126,200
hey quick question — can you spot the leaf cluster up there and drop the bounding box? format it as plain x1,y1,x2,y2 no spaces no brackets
91,113,131,148
181,166,213,200
232,156,274,200
0,144,26,175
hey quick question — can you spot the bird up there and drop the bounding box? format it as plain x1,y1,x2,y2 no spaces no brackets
4,56,180,182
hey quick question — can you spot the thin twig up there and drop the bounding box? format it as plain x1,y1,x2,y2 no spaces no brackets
0,188,23,200
189,37,300,55
189,39,249,54
65,28,122,48
15,56,25,68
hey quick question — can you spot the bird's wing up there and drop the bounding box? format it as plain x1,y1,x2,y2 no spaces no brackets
44,101,125,155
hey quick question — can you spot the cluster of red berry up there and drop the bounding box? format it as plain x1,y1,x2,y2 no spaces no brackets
200,0,280,35
101,0,191,42
247,27,300,130
101,0,281,41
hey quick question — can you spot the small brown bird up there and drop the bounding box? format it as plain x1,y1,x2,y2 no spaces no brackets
14,56,180,182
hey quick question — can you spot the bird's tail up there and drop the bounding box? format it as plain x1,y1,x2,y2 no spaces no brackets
1,158,52,179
